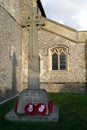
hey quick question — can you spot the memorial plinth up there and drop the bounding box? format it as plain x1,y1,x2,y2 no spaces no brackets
5,106,59,122
5,89,59,122
17,89,48,114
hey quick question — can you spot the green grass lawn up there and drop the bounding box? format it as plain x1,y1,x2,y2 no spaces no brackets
0,93,87,130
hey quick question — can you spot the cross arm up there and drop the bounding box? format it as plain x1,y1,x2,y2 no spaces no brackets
21,17,31,27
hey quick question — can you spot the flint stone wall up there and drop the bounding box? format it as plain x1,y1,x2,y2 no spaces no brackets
0,5,21,102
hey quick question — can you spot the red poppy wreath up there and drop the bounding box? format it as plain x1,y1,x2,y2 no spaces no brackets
35,103,47,115
24,103,35,115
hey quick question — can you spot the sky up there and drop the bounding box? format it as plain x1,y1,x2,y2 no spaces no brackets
41,0,87,31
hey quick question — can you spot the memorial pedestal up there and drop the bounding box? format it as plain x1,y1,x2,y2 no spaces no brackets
17,89,48,114
5,89,59,122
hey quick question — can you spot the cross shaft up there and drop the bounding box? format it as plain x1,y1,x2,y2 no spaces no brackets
22,6,45,89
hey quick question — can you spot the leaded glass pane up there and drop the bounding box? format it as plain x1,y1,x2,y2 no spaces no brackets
52,53,58,70
60,52,66,70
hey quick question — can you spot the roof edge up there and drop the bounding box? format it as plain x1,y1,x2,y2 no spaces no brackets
46,18,77,32
37,0,46,17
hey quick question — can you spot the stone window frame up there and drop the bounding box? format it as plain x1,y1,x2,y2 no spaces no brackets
49,45,69,71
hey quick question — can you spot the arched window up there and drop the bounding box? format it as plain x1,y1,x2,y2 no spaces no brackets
51,46,68,71
52,53,58,70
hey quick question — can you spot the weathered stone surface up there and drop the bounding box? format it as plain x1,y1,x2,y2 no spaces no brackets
38,29,86,83
5,106,59,122
0,5,21,101
17,89,48,114
0,0,20,22
40,82,87,93
0,0,34,23
22,6,45,89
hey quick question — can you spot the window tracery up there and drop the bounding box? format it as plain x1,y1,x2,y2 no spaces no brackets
50,46,68,71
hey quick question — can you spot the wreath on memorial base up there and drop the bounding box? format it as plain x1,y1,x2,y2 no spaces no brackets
48,100,53,113
24,103,35,115
35,103,47,115
14,102,18,113
24,101,53,115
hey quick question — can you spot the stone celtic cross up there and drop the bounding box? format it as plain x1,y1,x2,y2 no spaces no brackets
22,6,45,89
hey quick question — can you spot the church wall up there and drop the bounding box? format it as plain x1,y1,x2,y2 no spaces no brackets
0,0,33,24
0,5,21,102
38,29,86,93
20,18,87,94
40,83,86,94
78,31,87,42
0,0,20,22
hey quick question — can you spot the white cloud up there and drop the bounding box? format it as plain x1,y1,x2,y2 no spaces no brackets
41,0,87,30
72,10,87,30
